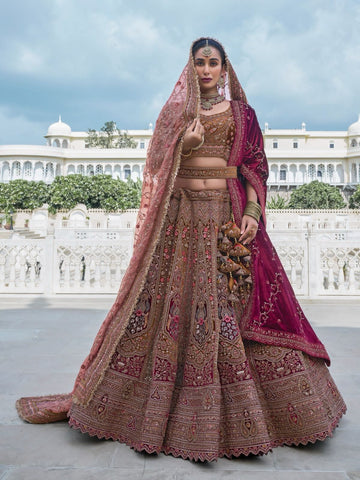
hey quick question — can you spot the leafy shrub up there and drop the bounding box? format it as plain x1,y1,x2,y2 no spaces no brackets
288,181,346,209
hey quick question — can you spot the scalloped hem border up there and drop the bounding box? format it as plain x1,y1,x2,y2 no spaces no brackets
68,405,346,462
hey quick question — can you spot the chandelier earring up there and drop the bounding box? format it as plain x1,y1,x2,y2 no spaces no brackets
217,75,226,97
217,76,225,89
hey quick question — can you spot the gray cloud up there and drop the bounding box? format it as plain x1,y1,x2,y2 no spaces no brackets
0,0,359,144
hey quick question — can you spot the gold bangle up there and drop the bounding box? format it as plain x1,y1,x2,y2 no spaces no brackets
244,202,261,216
243,201,261,222
192,136,204,151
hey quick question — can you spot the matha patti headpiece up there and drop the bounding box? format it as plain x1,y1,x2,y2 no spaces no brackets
201,39,212,57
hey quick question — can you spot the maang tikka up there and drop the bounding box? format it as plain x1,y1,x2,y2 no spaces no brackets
202,39,212,57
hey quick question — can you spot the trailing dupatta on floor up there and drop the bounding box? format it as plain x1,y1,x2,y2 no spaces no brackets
16,39,329,424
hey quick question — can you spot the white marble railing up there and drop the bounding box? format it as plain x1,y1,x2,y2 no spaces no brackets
0,226,359,297
0,230,133,295
267,229,360,297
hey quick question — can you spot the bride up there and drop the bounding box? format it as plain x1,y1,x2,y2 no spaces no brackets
16,37,346,462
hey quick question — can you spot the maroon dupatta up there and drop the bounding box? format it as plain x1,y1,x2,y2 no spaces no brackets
228,101,329,363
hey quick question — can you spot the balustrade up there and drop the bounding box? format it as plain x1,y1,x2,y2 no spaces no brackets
0,228,359,297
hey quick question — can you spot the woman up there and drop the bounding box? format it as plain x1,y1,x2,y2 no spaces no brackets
17,38,346,461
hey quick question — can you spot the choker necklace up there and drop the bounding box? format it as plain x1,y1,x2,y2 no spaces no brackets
200,92,225,110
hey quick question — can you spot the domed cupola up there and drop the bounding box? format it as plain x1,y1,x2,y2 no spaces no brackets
46,115,72,137
348,114,360,137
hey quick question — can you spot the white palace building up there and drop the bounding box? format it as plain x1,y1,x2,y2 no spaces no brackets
1,116,360,299
1,115,360,197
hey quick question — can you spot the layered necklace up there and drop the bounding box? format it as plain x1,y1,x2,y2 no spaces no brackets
200,92,225,111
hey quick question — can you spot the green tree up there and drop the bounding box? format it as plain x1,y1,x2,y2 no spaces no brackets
0,183,10,212
266,194,289,209
0,176,142,214
48,175,91,213
47,175,142,213
0,180,49,212
349,185,360,208
88,175,142,211
86,121,137,149
288,181,346,209
116,131,137,149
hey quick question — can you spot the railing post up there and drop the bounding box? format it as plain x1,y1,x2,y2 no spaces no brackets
44,233,55,295
306,226,319,298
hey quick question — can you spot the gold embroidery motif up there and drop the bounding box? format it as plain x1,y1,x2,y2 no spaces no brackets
177,165,238,179
181,106,235,163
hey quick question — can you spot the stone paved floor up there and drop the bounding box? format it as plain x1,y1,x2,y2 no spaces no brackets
0,296,359,480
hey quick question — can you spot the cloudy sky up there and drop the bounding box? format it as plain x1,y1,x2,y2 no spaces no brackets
0,0,359,145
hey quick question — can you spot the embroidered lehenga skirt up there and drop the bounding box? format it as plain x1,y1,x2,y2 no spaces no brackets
66,188,345,461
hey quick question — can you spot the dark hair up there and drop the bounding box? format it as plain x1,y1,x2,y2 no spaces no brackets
192,37,226,66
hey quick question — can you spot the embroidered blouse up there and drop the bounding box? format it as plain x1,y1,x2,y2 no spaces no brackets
190,106,236,162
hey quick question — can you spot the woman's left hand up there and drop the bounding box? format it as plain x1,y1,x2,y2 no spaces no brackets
239,215,258,245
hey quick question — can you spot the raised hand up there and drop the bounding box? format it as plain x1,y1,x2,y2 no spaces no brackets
182,118,204,153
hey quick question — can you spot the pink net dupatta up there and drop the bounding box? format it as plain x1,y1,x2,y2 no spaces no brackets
16,69,193,423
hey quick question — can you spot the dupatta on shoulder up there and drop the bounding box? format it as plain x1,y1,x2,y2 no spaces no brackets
227,101,329,363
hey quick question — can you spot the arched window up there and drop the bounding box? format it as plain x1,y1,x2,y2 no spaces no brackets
351,163,357,182
87,165,94,176
124,164,131,179
298,164,306,183
289,164,297,183
45,163,54,182
24,161,32,179
67,165,75,175
113,165,121,179
336,164,344,183
308,164,316,181
95,164,103,175
77,164,85,175
53,139,60,147
1,162,10,182
104,164,112,176
132,165,140,180
327,164,334,182
34,162,44,181
317,164,325,181
351,139,358,147
279,164,287,181
269,164,278,183
62,139,69,148
12,161,21,179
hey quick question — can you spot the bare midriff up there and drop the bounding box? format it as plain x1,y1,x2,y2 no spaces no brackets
174,156,228,190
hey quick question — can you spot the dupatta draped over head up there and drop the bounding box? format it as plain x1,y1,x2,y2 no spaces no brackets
72,39,329,408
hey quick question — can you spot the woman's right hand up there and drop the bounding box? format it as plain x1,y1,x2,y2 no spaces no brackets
182,118,204,153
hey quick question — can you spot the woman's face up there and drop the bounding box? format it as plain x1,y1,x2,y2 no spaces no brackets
194,46,224,93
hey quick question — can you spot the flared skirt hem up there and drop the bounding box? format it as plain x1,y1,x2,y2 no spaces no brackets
68,405,346,462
